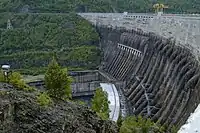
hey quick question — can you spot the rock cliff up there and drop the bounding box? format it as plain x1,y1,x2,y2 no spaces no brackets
0,83,118,133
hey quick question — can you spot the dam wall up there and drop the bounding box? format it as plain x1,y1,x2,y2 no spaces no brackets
97,25,200,129
79,13,200,60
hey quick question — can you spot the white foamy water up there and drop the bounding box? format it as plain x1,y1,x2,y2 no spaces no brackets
178,104,200,133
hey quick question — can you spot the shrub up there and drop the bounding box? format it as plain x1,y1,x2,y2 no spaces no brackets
73,99,86,105
0,71,35,92
91,87,110,120
37,92,52,107
0,90,7,95
9,72,35,91
119,115,165,133
117,113,123,128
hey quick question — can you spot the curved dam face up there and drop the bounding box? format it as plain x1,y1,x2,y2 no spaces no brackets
97,25,200,128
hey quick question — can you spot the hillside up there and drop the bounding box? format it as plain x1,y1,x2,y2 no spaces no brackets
0,0,199,13
0,83,118,133
0,12,101,75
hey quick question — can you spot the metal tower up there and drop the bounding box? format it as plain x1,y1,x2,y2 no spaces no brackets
7,19,13,30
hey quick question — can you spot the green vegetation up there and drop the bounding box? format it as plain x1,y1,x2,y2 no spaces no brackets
119,115,165,133
36,92,52,107
91,87,110,120
0,90,8,95
0,12,100,75
9,72,35,91
66,45,101,69
111,0,200,13
0,0,199,13
45,57,72,100
0,0,113,13
0,70,35,91
118,115,179,133
117,113,123,128
73,99,87,106
19,66,86,76
171,126,179,133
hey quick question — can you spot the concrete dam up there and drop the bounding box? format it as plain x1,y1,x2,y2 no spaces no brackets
26,13,200,130
80,13,200,129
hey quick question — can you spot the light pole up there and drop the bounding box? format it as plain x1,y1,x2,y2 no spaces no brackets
1,65,11,83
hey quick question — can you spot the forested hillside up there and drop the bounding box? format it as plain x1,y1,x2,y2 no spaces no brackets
0,13,100,75
0,0,199,13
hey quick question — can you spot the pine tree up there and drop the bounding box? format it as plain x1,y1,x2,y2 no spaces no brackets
45,57,72,99
91,87,110,120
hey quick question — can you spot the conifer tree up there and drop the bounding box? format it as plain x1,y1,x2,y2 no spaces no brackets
45,57,72,99
91,87,110,120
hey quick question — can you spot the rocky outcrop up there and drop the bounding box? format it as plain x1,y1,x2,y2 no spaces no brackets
98,25,200,129
0,83,118,133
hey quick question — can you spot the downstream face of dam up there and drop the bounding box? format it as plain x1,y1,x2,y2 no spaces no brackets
97,25,200,128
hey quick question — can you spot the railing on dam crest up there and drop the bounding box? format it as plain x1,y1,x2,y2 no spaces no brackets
117,43,142,57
